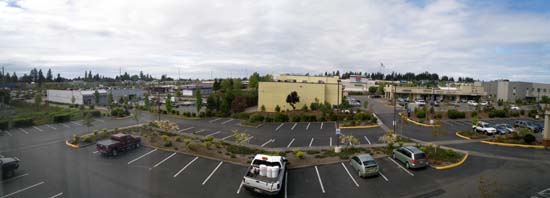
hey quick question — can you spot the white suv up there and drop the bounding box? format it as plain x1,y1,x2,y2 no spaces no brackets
472,121,497,135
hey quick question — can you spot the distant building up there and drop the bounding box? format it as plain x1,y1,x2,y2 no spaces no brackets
258,75,342,112
385,82,487,102
341,75,377,94
179,82,214,96
47,88,144,105
482,80,550,102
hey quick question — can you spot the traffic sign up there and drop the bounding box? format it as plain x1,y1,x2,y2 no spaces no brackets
336,128,341,135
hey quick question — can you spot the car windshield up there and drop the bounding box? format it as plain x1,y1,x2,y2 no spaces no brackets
363,160,377,167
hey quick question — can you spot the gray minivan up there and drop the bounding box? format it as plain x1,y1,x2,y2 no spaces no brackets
350,154,379,177
392,146,428,169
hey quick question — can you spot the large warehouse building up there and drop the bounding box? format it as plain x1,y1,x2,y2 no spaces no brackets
258,75,342,112
482,80,550,102
47,88,144,106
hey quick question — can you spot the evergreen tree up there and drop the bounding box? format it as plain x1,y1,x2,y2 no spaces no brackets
46,69,53,82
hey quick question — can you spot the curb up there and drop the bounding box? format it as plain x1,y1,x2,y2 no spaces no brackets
433,153,469,170
479,140,545,149
65,140,80,149
399,113,441,127
455,132,471,140
339,124,379,129
113,115,132,120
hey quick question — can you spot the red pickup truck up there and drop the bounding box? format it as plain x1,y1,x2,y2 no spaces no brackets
96,133,141,156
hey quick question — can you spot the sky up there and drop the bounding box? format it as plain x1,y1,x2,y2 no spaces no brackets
1,0,550,82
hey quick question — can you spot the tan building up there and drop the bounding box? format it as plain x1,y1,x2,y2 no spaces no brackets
258,75,342,112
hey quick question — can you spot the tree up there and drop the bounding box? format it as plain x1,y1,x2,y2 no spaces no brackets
82,112,93,131
249,72,261,89
286,91,300,110
107,92,113,107
71,95,76,105
340,134,359,146
94,90,100,105
195,89,202,113
261,105,266,112
368,86,378,94
275,105,281,112
34,91,42,107
231,96,247,113
144,93,150,109
46,69,53,82
232,130,251,145
37,69,45,83
133,107,141,124
175,89,182,98
165,94,173,113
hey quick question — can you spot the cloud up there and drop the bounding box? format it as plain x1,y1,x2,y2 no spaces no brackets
0,0,549,82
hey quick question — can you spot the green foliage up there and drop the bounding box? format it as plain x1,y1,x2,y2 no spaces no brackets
353,112,374,121
416,109,426,119
273,113,289,122
275,105,281,112
184,138,191,146
195,89,202,113
301,104,309,111
111,107,129,117
261,105,266,112
72,134,80,144
226,144,260,155
164,141,173,147
291,115,301,122
205,135,214,142
488,110,506,118
293,149,305,159
13,118,34,128
249,114,264,123
0,120,8,131
447,109,465,119
203,141,212,149
165,94,173,113
363,101,369,109
523,134,536,145
368,86,378,94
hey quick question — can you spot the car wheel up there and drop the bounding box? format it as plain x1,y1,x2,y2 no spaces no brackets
392,154,396,159
112,150,118,156
406,163,410,169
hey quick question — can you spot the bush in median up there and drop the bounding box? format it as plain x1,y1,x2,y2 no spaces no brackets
448,109,466,119
12,118,34,128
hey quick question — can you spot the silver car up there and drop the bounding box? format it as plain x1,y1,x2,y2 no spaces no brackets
392,146,428,169
350,154,379,177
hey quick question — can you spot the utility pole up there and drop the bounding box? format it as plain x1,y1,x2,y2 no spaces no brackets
157,91,161,121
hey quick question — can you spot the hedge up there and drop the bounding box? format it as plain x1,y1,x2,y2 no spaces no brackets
13,118,34,128
53,114,72,123
488,110,506,118
0,120,8,131
448,109,465,119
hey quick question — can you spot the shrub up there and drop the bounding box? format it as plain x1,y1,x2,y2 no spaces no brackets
509,111,520,117
523,134,536,144
72,134,80,144
301,114,317,122
203,141,212,149
291,116,301,122
164,141,173,147
447,109,465,119
83,110,101,117
353,112,373,121
161,135,169,141
205,135,214,142
470,111,478,118
488,110,506,118
249,114,264,123
273,113,289,122
295,150,305,159
301,104,309,111
111,107,129,117
199,112,206,118
232,112,251,120
13,118,34,127
528,110,538,118
191,112,196,117
416,110,426,119
53,114,72,123
226,144,259,155
81,135,93,143
175,136,182,142
184,138,191,146
0,120,9,131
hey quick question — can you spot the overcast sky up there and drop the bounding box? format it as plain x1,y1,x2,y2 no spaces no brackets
1,0,550,82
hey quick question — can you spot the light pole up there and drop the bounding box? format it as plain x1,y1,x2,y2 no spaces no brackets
393,81,397,133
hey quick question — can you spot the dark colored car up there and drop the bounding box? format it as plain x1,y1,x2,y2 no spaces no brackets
97,133,142,156
1,155,20,179
494,125,509,134
515,120,543,133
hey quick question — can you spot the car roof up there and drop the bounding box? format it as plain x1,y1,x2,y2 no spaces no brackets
355,154,374,161
404,146,424,154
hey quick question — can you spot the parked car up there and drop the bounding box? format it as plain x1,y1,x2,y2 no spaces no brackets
514,120,543,133
472,121,497,135
242,154,287,195
510,105,521,110
430,100,440,107
480,101,489,106
496,123,515,133
350,154,379,177
96,133,142,156
392,146,428,169
415,100,426,106
494,124,510,134
467,100,478,106
1,155,20,179
397,98,408,107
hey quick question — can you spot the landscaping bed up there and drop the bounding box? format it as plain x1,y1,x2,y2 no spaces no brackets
417,144,465,167
488,130,542,145
457,131,489,139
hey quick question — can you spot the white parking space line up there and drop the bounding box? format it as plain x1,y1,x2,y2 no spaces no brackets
19,128,29,134
388,157,415,176
341,163,359,187
48,192,63,198
334,122,337,129
320,122,324,130
286,138,295,148
236,182,244,194
194,129,206,134
71,121,82,126
329,137,332,147
261,139,274,147
1,173,29,184
206,131,221,137
92,151,99,154
61,124,70,128
4,131,12,136
314,166,326,193
178,127,194,132
46,124,57,130
93,118,105,123
173,156,199,178
291,123,298,130
33,126,43,132
202,161,223,185
127,149,158,165
306,122,311,130
276,123,284,131
364,136,371,144
309,138,315,147
245,136,254,143
221,119,234,125
0,181,45,198
379,172,389,182
221,134,234,140
209,118,222,123
150,152,177,170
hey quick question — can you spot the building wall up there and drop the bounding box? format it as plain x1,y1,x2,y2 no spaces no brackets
483,80,550,102
278,75,340,84
258,82,341,112
110,88,144,102
47,90,83,104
